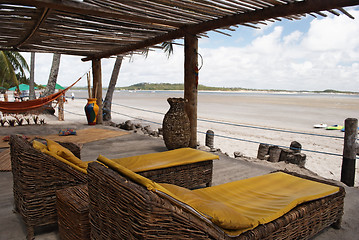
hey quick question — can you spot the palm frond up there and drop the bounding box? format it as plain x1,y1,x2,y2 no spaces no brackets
162,41,174,58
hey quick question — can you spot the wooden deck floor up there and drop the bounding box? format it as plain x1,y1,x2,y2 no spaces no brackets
0,124,358,239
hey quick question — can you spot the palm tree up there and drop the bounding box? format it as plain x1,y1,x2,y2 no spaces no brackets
42,53,61,97
0,50,29,89
103,56,123,121
102,41,175,122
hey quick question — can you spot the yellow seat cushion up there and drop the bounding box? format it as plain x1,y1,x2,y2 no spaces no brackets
97,155,178,199
179,172,339,235
160,183,253,230
110,148,219,172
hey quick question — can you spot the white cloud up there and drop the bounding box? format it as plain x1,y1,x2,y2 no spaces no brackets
22,9,359,92
284,31,303,45
302,9,359,54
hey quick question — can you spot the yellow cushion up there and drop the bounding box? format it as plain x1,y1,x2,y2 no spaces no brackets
160,183,253,229
33,140,47,151
46,139,87,169
110,148,219,172
98,154,340,235
188,172,339,235
97,155,179,199
41,148,87,174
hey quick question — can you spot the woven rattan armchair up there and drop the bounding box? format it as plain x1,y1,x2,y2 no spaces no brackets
9,135,87,240
88,162,345,240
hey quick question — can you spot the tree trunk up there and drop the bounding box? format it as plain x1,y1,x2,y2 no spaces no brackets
103,56,123,121
29,52,36,99
43,53,61,97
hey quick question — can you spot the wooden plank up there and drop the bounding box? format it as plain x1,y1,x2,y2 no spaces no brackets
184,34,198,148
7,0,183,27
92,59,103,124
82,0,359,61
15,7,51,48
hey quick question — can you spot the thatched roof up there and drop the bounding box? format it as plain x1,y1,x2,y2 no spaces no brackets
1,0,358,61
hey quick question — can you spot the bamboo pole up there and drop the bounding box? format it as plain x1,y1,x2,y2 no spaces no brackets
92,59,103,124
184,34,198,148
87,72,92,99
340,118,358,186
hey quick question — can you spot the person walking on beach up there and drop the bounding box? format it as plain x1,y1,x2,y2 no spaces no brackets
71,92,75,100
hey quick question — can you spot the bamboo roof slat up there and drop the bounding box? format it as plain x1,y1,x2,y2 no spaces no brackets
0,0,357,58
338,7,355,19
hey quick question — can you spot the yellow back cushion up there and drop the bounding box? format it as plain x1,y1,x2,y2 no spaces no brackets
33,140,47,151
46,139,87,169
42,148,87,174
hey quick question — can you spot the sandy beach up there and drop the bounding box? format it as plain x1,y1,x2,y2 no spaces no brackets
47,90,358,186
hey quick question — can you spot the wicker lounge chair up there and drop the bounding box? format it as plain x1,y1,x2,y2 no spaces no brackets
10,135,86,240
88,161,345,240
10,135,218,239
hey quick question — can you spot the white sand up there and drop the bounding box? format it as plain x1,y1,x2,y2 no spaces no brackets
45,90,359,186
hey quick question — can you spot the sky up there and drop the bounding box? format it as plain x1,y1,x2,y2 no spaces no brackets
22,7,359,92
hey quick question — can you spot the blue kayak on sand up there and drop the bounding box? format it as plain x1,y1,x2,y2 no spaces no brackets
341,127,359,132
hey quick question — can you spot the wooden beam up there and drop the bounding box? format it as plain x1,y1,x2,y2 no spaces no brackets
184,34,198,148
341,118,358,186
6,0,182,28
15,7,51,48
92,59,103,124
82,0,359,61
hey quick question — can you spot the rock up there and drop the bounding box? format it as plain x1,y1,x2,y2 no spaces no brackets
148,130,159,137
198,146,211,152
234,151,244,158
124,120,135,130
287,153,306,168
210,148,221,153
104,121,116,127
158,128,163,136
134,123,142,129
290,141,302,153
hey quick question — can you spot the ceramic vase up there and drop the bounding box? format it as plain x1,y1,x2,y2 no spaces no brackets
162,97,190,150
84,98,99,125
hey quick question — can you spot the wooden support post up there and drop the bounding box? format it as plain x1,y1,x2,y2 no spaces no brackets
257,143,271,160
58,94,64,121
92,59,103,124
184,34,198,148
341,118,358,186
205,130,214,149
